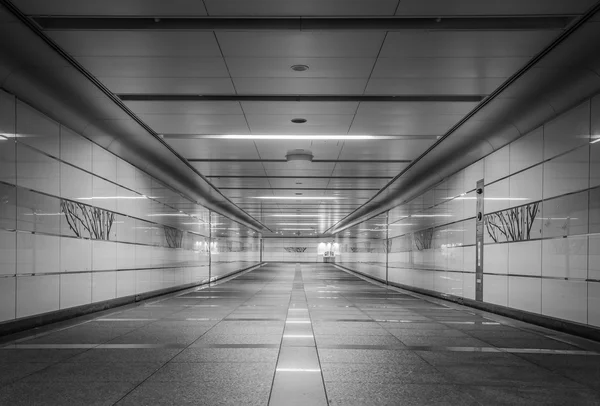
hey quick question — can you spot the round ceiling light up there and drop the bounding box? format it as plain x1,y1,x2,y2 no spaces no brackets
291,118,307,124
291,64,309,72
285,149,314,163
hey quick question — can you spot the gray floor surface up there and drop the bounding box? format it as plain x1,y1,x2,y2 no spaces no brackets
1,263,600,405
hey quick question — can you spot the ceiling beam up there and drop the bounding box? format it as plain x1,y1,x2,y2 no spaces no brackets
34,16,571,31
187,159,412,163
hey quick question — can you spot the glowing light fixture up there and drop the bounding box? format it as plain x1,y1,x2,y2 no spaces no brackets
591,138,600,144
251,196,341,200
277,223,319,226
219,134,375,140
270,214,322,217
280,228,315,231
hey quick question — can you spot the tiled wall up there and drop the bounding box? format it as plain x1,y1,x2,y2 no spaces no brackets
335,235,388,282
331,95,600,329
0,89,261,324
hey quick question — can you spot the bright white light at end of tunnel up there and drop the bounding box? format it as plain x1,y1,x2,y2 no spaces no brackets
251,196,342,200
219,135,375,140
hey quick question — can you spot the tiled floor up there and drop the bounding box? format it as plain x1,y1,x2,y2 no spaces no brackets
1,263,600,405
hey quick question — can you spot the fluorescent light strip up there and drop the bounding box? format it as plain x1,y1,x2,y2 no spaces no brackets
251,196,342,200
285,320,311,324
276,368,321,372
280,228,315,231
277,223,319,226
410,214,453,217
220,135,374,140
270,215,323,217
591,138,600,144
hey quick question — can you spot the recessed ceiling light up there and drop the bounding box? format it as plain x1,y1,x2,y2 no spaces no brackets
291,64,309,72
291,118,307,124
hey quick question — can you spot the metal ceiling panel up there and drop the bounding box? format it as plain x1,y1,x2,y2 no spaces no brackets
241,101,359,115
233,78,368,95
226,57,375,78
47,31,222,57
212,178,273,188
264,168,338,177
254,139,344,159
268,178,331,188
12,0,209,16
332,163,410,176
365,78,505,95
125,101,243,115
138,114,248,134
395,0,597,16
99,77,235,95
372,57,530,78
338,140,433,160
356,101,478,116
190,162,266,176
349,118,458,136
380,31,560,58
246,114,354,128
75,56,229,78
204,0,399,16
216,32,386,57
168,139,260,159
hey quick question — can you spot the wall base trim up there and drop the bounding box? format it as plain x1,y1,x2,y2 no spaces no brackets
0,263,264,338
334,264,600,343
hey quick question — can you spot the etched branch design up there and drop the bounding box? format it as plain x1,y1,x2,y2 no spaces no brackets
485,202,540,243
414,228,434,251
60,200,115,240
164,226,184,248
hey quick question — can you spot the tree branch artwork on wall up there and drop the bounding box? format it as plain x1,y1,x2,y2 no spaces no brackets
485,202,540,243
413,227,434,251
164,226,184,248
61,200,115,240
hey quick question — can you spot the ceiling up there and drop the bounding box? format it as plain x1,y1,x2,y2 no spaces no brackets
8,0,598,238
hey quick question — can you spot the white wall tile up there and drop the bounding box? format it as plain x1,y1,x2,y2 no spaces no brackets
60,237,91,272
508,240,541,276
463,273,475,300
60,164,92,201
589,282,600,328
60,273,92,309
484,243,508,275
116,270,136,298
508,276,541,314
92,144,117,182
92,176,117,212
0,137,16,184
16,232,60,275
16,275,59,318
464,160,484,192
510,127,543,174
590,236,600,281
544,100,590,160
591,141,600,188
117,159,137,191
17,144,59,196
16,101,60,157
60,127,91,171
483,274,508,306
542,191,589,238
509,165,542,208
542,236,588,280
92,271,116,302
0,277,16,322
484,178,510,214
484,146,510,185
463,246,476,272
541,279,587,324
543,146,589,199
0,230,16,275
92,240,117,270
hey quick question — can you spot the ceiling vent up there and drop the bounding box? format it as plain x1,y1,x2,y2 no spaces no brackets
285,149,314,163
